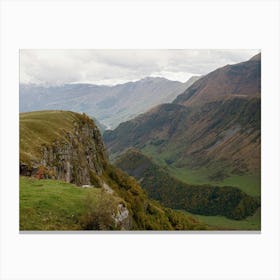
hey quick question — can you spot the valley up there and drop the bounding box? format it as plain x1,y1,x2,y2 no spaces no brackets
141,144,260,197
19,51,261,231
103,53,261,230
115,149,260,221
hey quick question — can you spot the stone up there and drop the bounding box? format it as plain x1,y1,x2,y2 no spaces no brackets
20,117,108,186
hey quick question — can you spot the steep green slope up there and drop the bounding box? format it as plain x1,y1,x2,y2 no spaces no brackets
20,110,207,230
103,55,261,200
20,175,206,231
104,103,191,155
104,98,260,194
115,149,260,222
102,165,207,230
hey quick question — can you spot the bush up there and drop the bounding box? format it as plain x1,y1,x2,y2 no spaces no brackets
79,191,118,230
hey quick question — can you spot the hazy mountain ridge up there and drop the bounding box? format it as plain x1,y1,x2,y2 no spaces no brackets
19,52,261,230
20,76,200,129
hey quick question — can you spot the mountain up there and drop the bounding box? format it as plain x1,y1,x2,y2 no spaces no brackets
115,149,260,221
103,54,261,197
20,110,207,230
19,76,200,129
173,53,261,106
105,98,260,179
249,52,261,61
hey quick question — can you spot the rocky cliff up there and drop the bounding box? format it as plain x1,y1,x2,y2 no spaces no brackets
20,111,107,186
20,110,206,230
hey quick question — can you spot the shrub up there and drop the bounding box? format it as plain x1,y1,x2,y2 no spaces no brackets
79,190,118,230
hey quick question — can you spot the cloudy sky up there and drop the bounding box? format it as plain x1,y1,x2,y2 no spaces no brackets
20,49,260,86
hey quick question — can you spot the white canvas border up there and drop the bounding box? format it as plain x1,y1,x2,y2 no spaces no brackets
1,0,280,279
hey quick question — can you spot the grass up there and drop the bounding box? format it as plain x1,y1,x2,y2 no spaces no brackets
20,110,80,163
141,143,178,166
215,174,260,197
141,144,260,197
168,166,212,185
183,207,261,230
169,167,260,197
20,176,104,230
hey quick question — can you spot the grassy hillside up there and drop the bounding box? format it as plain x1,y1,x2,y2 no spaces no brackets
104,55,261,200
20,110,207,231
101,165,208,230
104,97,261,198
141,144,260,197
20,110,80,163
20,176,207,231
115,149,260,223
20,176,118,230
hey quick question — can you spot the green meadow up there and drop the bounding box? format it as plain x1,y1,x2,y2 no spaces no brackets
20,176,104,230
183,208,260,230
141,144,260,197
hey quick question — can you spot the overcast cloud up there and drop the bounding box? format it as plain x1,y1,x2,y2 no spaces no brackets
20,49,260,86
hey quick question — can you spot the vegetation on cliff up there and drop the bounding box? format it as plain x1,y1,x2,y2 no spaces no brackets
20,110,207,230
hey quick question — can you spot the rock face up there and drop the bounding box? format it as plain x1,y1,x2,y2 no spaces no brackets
113,203,131,230
20,113,108,186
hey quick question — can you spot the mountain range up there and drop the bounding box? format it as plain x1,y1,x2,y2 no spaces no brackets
104,53,261,200
19,52,261,230
20,76,200,129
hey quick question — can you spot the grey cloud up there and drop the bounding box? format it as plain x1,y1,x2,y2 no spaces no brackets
20,49,259,85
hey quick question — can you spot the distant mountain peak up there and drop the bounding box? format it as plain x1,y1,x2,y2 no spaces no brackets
139,76,177,83
249,52,261,61
173,54,261,106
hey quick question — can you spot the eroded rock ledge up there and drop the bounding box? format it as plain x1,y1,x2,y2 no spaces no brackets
20,116,107,186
